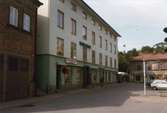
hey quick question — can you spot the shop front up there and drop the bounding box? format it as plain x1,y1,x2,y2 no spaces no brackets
91,69,99,85
56,59,83,90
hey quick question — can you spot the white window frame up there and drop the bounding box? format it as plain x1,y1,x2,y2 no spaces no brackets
9,6,18,27
23,13,31,32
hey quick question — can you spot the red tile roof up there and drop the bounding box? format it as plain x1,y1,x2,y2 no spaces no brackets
132,53,167,61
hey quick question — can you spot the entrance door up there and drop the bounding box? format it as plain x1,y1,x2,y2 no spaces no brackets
56,65,61,89
83,66,91,88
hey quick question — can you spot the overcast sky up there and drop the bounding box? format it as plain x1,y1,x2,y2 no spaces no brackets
83,0,167,51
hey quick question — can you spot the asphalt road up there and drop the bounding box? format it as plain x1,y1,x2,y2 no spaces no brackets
1,83,167,113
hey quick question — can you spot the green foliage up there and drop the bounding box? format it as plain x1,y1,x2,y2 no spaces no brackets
119,42,167,72
141,46,153,53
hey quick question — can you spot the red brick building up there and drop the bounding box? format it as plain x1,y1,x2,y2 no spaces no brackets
0,0,42,102
129,53,167,82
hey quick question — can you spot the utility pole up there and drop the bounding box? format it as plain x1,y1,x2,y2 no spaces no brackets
143,60,146,96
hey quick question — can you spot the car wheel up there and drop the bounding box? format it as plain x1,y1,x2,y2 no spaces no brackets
153,87,158,90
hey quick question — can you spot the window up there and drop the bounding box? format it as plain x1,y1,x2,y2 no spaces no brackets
7,56,18,71
114,45,117,54
57,10,64,29
9,6,18,27
23,13,31,32
99,53,102,65
92,31,96,45
152,64,159,70
59,0,64,3
105,56,108,67
105,40,108,50
92,50,96,64
110,43,112,53
82,12,87,19
57,38,64,56
83,47,87,62
99,36,102,48
114,59,117,68
91,18,96,26
71,42,77,59
71,18,76,35
110,57,113,67
82,26,87,40
20,58,29,72
71,2,77,12
0,55,4,70
105,29,108,35
98,24,102,31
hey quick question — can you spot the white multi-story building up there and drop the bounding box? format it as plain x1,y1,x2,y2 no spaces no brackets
37,0,121,93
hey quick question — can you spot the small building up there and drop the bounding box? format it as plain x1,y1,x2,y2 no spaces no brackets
129,53,167,82
0,0,42,102
37,0,121,93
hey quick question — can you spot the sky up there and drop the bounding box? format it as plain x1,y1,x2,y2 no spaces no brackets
83,0,167,52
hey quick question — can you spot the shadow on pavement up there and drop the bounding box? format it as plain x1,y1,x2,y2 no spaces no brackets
1,83,143,113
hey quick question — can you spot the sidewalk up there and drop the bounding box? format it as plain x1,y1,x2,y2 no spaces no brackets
0,89,87,110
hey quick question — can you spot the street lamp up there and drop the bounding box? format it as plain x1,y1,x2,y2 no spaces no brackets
143,59,146,96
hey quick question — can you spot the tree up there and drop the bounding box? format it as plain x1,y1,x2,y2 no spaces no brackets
141,46,153,53
118,49,139,72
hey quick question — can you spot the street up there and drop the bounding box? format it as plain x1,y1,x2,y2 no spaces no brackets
1,83,167,113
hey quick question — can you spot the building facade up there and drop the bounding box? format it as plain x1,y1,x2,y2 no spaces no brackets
0,0,41,102
129,53,167,82
37,0,120,93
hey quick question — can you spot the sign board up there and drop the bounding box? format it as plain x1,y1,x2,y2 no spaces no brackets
66,58,77,64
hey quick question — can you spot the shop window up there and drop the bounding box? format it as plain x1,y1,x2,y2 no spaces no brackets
7,56,18,71
57,38,64,56
20,58,29,72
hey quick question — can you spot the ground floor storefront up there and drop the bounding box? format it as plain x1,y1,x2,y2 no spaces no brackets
0,53,33,102
36,55,117,94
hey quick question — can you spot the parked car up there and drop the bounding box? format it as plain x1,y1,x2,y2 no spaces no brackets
150,80,167,90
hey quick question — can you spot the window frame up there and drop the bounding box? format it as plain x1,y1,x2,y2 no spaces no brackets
57,37,64,56
57,10,64,29
71,18,77,35
9,6,19,27
23,13,31,32
82,25,87,40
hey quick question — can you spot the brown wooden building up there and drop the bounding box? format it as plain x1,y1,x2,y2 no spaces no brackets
0,0,42,102
129,53,167,82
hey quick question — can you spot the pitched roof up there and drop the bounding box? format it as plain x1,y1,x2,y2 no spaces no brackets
132,53,167,61
78,0,121,37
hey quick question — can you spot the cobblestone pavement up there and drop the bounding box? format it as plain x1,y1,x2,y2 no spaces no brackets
1,83,167,113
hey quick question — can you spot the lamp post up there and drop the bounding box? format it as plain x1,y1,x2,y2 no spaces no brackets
143,60,146,96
